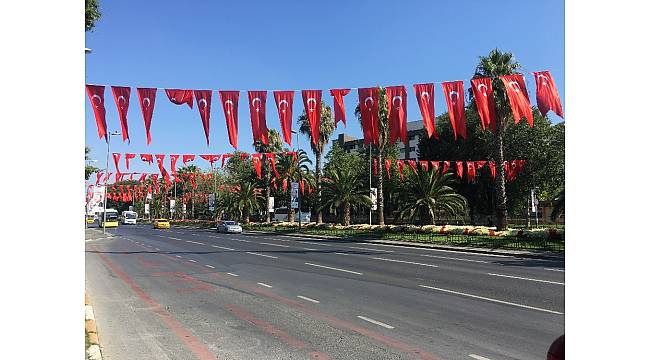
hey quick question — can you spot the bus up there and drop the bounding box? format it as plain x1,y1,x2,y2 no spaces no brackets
97,209,119,228
121,210,138,225
273,207,311,223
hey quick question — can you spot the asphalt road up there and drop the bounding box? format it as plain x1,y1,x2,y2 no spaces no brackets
85,223,564,360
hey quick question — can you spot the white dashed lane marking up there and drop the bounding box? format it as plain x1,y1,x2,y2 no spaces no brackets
370,257,438,268
204,264,215,269
357,315,394,329
211,245,235,251
226,273,239,277
297,295,320,304
186,240,204,245
304,262,363,275
469,354,491,360
257,282,273,288
245,252,278,259
486,273,564,285
259,242,291,248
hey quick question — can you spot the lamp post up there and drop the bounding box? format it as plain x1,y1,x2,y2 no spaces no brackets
291,130,302,232
102,131,121,234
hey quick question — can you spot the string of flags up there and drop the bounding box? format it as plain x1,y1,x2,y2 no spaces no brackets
86,71,563,147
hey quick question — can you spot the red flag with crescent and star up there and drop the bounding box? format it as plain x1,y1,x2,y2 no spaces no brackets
95,171,103,185
441,81,467,140
533,71,564,119
466,161,476,183
219,91,239,149
386,86,408,145
193,90,212,145
112,153,121,174
301,90,322,147
248,91,269,145
182,154,195,165
111,86,131,142
125,153,136,170
442,161,450,174
470,77,497,131
86,85,107,141
329,88,350,128
419,160,429,172
273,91,294,146
358,87,379,145
140,153,153,164
430,161,440,174
455,161,464,179
169,154,180,175
499,74,534,127
165,89,194,109
136,88,157,145
252,154,262,179
384,159,392,179
413,83,438,139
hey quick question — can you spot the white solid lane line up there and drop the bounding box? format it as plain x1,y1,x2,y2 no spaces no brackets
419,254,489,264
363,243,514,258
297,295,320,304
211,245,235,251
205,264,215,269
486,273,564,285
545,268,565,272
301,247,318,251
335,252,350,256
469,354,491,360
357,315,394,329
259,242,291,248
348,246,393,253
304,262,363,275
370,257,438,268
175,255,183,258
186,240,205,245
189,259,197,263
169,237,182,241
303,241,333,247
245,252,279,259
226,272,239,277
257,282,273,288
418,285,564,315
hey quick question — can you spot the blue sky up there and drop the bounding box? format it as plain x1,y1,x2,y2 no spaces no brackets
85,0,564,176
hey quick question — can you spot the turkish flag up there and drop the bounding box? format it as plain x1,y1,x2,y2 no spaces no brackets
358,87,379,145
430,161,439,174
386,86,408,145
413,83,438,139
441,81,467,140
419,160,429,172
329,88,350,128
470,78,497,131
95,171,103,185
274,91,294,146
442,161,451,174
396,160,405,179
200,154,220,167
111,86,131,142
455,161,464,179
466,161,476,183
476,160,487,170
499,74,534,127
219,91,239,149
301,90,322,147
86,85,107,141
138,173,147,182
165,89,194,109
489,161,496,180
384,159,392,179
533,71,564,118
248,91,269,145
265,153,280,178
112,153,121,174
136,88,157,145
252,154,262,179
182,154,195,165
170,154,180,175
140,153,153,164
407,160,417,172
193,90,212,145
125,153,136,170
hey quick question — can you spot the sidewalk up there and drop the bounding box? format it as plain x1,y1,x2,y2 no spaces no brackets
85,292,103,360
85,228,114,241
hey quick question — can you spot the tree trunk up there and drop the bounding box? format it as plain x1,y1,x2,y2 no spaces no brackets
343,202,351,226
288,187,295,222
191,190,195,220
494,115,509,230
243,206,250,224
265,161,271,223
377,147,385,225
315,151,323,224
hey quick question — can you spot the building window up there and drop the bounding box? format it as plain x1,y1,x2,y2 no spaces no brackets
409,147,416,152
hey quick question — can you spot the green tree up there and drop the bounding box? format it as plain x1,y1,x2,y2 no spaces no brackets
321,164,372,226
253,129,284,222
276,150,312,222
397,170,468,225
231,180,262,224
472,49,523,230
354,87,393,225
550,187,565,221
297,103,335,224
85,0,101,32
85,146,99,180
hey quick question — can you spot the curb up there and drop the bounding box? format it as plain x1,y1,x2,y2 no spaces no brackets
243,230,564,261
85,291,103,360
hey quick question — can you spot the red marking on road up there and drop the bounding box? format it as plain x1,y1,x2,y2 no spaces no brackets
92,245,219,360
136,254,163,268
225,304,308,349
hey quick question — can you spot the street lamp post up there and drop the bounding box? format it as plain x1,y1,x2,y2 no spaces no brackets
102,131,121,234
291,130,302,232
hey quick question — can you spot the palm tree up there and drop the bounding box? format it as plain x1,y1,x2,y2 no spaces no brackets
297,103,335,224
397,168,468,225
276,149,312,222
472,49,522,230
321,165,372,226
550,187,564,222
253,129,284,222
231,180,263,224
354,88,391,225
177,165,200,219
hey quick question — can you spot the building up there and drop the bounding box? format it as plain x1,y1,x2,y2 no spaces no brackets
331,120,425,160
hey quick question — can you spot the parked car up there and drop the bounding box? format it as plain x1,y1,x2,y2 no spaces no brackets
273,207,311,222
153,218,170,229
216,220,242,233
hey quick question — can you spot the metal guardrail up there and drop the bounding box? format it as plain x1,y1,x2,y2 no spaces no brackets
245,225,565,252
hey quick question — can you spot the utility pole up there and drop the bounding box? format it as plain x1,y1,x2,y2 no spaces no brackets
102,131,120,234
369,145,372,225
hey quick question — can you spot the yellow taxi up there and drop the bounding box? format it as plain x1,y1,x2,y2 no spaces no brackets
153,218,171,229
86,215,95,224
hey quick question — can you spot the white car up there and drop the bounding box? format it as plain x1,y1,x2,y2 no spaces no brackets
217,221,242,233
